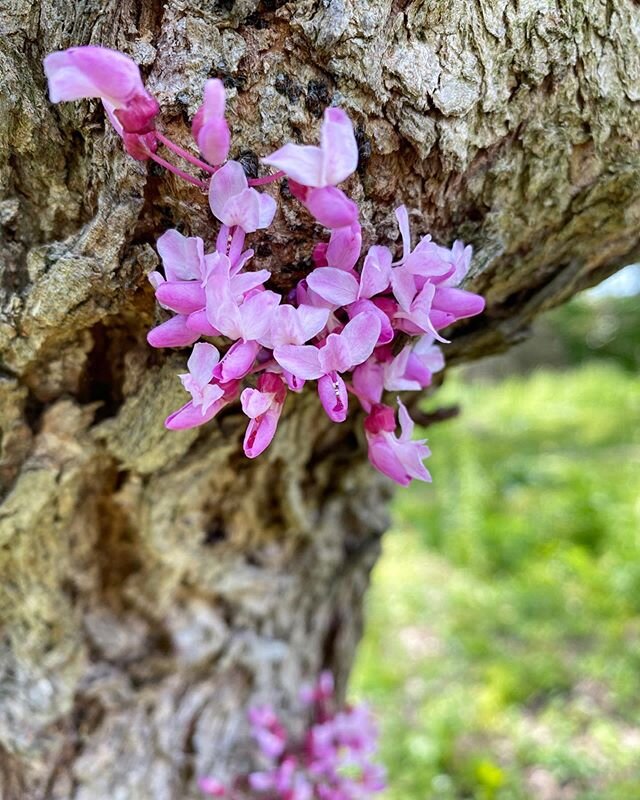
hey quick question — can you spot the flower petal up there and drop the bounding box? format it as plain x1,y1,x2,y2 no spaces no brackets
305,187,359,229
147,315,199,348
306,267,359,307
340,311,382,367
187,342,220,385
157,230,205,283
273,344,323,380
262,143,324,186
319,107,358,186
209,160,248,222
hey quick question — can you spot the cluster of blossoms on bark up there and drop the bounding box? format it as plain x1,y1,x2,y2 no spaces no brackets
199,672,386,800
44,45,485,486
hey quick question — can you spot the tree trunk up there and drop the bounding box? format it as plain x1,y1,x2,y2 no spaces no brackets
1,1,638,797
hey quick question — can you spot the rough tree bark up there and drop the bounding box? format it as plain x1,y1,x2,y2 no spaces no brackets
1,1,639,797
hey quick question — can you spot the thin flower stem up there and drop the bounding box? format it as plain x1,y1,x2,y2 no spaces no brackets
248,171,286,186
148,152,209,190
156,131,218,175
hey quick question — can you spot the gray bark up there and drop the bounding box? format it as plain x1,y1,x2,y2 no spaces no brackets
1,1,639,797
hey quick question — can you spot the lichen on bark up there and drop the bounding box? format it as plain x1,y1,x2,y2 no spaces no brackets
1,1,639,797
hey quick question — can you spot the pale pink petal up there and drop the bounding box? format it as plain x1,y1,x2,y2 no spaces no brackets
395,205,411,263
340,311,382,367
157,230,205,282
390,266,417,310
203,78,226,118
219,187,260,231
397,439,432,482
318,372,349,423
319,107,358,186
348,299,394,345
397,398,415,441
206,298,242,339
241,387,273,419
148,270,165,291
442,240,473,286
305,187,359,229
273,345,323,380
306,267,359,307
209,161,248,221
147,315,199,348
414,336,445,372
326,223,362,270
239,291,281,342
318,333,352,374
257,192,278,229
359,245,392,299
367,434,411,486
44,46,143,106
231,269,271,299
383,347,421,391
298,305,330,341
262,143,324,186
187,342,220,385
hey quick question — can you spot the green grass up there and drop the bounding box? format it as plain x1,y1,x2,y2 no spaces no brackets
351,362,640,800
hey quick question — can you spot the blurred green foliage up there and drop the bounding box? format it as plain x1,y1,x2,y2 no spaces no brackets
350,290,640,800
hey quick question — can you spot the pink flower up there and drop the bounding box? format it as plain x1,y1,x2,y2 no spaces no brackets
306,246,392,307
262,107,358,188
192,79,231,165
248,706,288,760
364,401,431,486
165,379,239,431
179,343,222,412
241,372,288,458
44,46,159,133
209,161,277,232
274,312,381,422
155,229,205,282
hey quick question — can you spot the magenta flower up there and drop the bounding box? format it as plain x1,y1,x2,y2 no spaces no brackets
192,79,231,166
241,373,288,458
43,46,159,133
274,312,381,422
46,48,487,488
262,107,358,188
364,401,431,486
209,161,277,233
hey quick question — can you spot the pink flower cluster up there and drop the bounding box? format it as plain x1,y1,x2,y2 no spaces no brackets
199,672,386,800
44,45,485,486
